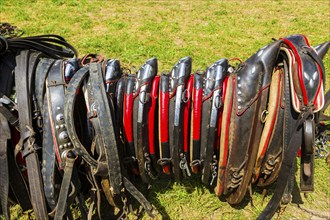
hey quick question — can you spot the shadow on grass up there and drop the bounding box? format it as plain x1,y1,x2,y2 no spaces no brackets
125,173,208,219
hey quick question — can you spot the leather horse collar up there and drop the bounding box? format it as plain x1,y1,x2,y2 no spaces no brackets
190,59,230,186
158,56,192,181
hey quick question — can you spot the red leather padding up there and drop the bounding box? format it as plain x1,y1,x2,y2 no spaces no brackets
123,93,134,142
148,76,160,155
159,86,169,143
192,84,203,141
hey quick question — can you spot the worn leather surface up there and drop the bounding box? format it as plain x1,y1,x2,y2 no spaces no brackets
169,57,192,181
222,41,281,204
15,50,49,219
0,113,11,219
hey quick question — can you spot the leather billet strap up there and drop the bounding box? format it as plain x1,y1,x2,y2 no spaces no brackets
169,56,192,181
42,95,59,210
15,50,48,219
0,112,10,219
54,152,77,220
221,41,282,205
1,34,78,59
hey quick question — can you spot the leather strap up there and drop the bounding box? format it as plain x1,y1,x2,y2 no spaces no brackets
300,118,315,192
0,113,10,219
0,91,19,129
1,34,78,59
122,177,155,217
35,58,55,115
89,63,122,194
257,108,313,220
15,50,48,219
7,134,32,211
54,153,76,220
46,59,73,168
42,95,58,210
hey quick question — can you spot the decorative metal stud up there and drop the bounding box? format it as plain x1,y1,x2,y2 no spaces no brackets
59,131,68,140
56,113,64,122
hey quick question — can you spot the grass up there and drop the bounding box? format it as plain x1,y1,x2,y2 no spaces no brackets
1,0,329,219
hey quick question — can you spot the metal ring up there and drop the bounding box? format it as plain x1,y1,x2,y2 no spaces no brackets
261,110,269,123
182,89,190,103
139,90,148,104
214,94,222,109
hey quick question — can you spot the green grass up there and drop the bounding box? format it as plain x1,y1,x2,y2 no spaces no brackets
1,0,329,219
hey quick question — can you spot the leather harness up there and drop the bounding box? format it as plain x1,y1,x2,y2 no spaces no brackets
1,31,328,220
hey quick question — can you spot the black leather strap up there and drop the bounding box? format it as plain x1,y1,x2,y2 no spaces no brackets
15,50,48,219
42,95,58,210
257,108,313,220
89,63,122,193
54,153,76,220
1,34,78,59
7,137,32,212
0,113,10,219
46,59,73,168
0,91,19,130
35,58,55,115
